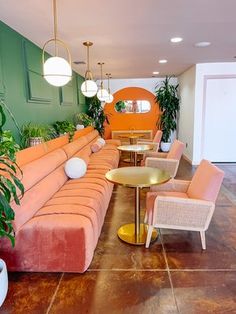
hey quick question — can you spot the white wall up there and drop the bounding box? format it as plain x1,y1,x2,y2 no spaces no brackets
178,66,196,162
96,77,178,94
193,62,236,164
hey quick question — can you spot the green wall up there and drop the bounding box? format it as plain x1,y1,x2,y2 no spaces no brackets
0,21,86,142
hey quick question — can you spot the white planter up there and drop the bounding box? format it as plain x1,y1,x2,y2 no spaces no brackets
76,124,84,130
29,137,43,147
0,259,8,307
161,142,171,152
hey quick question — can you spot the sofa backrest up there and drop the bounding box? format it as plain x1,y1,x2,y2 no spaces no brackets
12,148,68,231
167,139,185,160
12,129,99,231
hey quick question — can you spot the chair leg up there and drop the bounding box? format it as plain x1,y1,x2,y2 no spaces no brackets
145,226,154,248
200,231,206,250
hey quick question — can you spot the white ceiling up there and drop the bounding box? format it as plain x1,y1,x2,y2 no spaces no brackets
0,0,236,79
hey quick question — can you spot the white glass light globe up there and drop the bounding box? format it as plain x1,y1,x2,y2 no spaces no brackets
81,80,98,97
106,93,114,104
43,56,72,87
97,88,109,101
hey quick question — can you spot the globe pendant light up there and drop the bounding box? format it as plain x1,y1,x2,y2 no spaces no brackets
105,73,114,104
81,41,98,97
97,62,109,101
42,0,72,87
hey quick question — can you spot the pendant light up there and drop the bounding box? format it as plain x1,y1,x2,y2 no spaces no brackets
42,0,72,87
105,73,114,103
97,62,109,101
81,41,98,97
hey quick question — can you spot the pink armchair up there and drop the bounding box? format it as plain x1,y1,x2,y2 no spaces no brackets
137,130,163,152
142,139,185,178
145,159,224,249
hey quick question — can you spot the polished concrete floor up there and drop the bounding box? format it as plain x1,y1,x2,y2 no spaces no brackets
1,158,236,313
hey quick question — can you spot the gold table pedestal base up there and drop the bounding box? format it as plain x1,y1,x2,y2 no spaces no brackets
117,223,158,245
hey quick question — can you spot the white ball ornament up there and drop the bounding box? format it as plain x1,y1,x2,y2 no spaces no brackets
65,157,87,179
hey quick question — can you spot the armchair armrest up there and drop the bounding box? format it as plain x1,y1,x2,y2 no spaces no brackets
150,179,191,192
137,141,159,151
145,157,179,178
143,151,167,159
153,196,215,231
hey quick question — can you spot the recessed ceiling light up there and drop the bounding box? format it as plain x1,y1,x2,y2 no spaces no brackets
159,59,167,64
152,71,159,75
170,37,183,43
194,41,211,48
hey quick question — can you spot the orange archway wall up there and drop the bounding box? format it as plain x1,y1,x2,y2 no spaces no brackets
104,87,160,139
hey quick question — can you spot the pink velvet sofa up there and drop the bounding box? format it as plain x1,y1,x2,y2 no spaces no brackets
0,127,120,273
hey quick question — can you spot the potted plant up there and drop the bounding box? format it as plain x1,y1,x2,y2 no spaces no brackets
52,120,76,142
21,123,56,148
155,76,180,152
87,97,110,136
74,112,94,129
115,101,126,113
0,100,24,306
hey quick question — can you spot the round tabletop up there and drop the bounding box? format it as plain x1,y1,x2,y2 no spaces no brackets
117,144,153,153
105,166,170,188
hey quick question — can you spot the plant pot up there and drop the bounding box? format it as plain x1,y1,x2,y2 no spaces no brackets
0,259,8,307
161,142,171,152
29,137,43,147
76,124,84,130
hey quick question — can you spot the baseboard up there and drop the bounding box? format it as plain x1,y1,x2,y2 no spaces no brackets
182,154,193,165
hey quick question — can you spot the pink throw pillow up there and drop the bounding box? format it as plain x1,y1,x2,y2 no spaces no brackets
91,142,103,153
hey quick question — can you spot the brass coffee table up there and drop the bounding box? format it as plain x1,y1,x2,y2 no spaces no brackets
105,166,170,245
118,144,154,166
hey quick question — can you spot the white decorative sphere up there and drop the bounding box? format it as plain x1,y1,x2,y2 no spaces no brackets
81,80,98,97
106,93,114,104
43,56,72,87
64,157,87,179
97,88,109,101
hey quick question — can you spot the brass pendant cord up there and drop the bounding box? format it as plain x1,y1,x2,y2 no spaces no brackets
53,0,58,56
98,62,104,89
87,45,90,71
106,73,111,93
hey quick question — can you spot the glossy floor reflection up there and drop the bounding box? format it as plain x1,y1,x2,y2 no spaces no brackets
1,159,236,313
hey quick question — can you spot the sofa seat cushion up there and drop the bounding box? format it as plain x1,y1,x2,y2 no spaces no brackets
89,154,118,168
66,177,111,197
53,189,105,212
105,139,121,147
87,163,112,171
36,202,100,243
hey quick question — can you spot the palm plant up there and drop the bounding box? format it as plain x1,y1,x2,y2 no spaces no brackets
0,100,24,246
155,76,180,142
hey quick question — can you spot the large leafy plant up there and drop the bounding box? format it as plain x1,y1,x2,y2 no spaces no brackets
87,97,110,136
0,100,24,246
52,120,75,142
155,76,180,142
74,112,94,128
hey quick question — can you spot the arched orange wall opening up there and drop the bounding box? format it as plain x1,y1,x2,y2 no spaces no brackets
104,87,160,139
